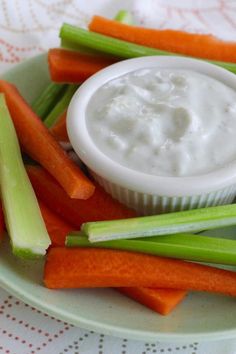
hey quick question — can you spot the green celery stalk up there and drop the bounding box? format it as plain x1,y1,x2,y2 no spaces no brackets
60,24,168,58
59,24,236,75
61,38,102,56
43,84,78,128
32,82,67,119
66,231,236,265
82,204,236,242
114,10,134,25
211,59,236,74
0,95,51,258
60,11,131,56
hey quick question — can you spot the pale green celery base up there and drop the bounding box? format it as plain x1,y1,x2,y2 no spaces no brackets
13,246,45,259
5,231,48,259
12,237,49,258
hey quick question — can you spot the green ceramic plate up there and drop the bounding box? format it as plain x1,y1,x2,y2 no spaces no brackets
1,54,236,342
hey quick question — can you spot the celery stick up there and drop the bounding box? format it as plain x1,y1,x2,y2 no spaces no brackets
0,95,51,258
66,232,236,265
60,24,169,58
59,24,236,75
61,38,102,56
82,204,236,242
44,84,78,128
114,10,134,25
32,82,67,119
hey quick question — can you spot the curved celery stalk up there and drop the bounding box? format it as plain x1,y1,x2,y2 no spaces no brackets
66,232,236,265
0,95,51,258
44,84,78,128
82,204,236,242
114,10,134,25
32,82,67,119
59,24,236,75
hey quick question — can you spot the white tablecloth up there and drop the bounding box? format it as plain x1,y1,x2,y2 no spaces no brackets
1,1,236,353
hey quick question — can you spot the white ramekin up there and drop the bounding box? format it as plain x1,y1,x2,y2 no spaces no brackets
67,56,236,215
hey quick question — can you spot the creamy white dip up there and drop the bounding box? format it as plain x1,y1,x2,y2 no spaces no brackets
86,68,236,177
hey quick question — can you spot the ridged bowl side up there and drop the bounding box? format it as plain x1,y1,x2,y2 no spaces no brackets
92,172,236,215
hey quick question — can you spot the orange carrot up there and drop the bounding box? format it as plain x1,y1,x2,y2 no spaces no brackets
0,80,95,199
0,204,5,241
27,165,136,228
44,248,236,297
39,201,73,247
118,287,187,315
39,196,186,315
39,197,186,315
89,15,236,63
48,48,116,83
50,110,69,142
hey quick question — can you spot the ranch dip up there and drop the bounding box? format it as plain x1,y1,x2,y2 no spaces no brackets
86,68,236,177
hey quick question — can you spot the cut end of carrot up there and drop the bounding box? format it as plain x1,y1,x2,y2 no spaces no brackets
68,176,95,199
118,287,187,315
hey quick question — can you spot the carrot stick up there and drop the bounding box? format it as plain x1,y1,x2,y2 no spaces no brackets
27,165,136,229
39,201,73,247
50,110,69,142
44,248,236,297
89,15,236,63
40,204,185,315
118,287,187,315
48,48,116,83
0,80,95,199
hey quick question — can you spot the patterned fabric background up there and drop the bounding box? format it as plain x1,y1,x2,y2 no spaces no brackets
1,0,236,74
